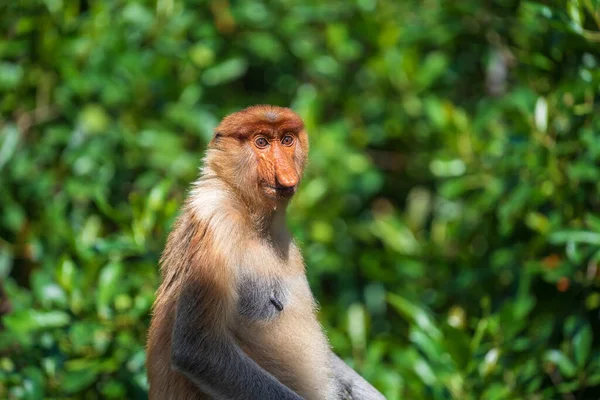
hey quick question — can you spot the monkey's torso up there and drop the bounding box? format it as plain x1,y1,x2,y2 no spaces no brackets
147,195,338,400
234,241,337,399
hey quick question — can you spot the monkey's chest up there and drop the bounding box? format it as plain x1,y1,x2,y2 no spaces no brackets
234,274,335,400
237,276,290,322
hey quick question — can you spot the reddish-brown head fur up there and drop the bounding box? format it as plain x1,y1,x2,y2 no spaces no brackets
206,105,308,207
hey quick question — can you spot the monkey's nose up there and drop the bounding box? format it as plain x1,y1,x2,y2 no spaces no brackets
274,154,299,195
274,163,298,188
275,174,298,190
276,179,297,190
274,172,298,197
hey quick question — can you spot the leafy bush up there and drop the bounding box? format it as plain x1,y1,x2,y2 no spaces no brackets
1,0,600,399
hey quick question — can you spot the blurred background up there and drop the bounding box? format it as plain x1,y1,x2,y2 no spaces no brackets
1,0,600,399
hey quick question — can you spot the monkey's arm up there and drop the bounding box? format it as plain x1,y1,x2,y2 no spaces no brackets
171,281,303,400
331,354,386,400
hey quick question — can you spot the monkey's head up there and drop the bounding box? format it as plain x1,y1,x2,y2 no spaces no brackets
206,105,309,207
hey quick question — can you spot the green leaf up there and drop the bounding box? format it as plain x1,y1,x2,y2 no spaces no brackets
347,303,368,351
57,257,77,292
549,231,600,245
0,63,24,90
416,52,448,90
61,368,99,394
0,124,20,170
480,348,500,377
22,366,45,400
573,323,593,369
544,350,577,378
4,310,71,334
588,372,600,386
441,324,471,371
388,294,441,339
409,329,441,362
585,214,600,232
568,0,584,31
202,58,248,86
31,270,68,309
413,357,436,385
97,261,124,319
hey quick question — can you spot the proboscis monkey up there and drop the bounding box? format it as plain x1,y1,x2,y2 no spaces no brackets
146,105,385,400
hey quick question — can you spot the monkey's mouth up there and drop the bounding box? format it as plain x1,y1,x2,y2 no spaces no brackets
264,185,296,198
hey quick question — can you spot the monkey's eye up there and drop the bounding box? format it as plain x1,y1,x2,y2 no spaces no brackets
254,137,269,148
281,135,294,146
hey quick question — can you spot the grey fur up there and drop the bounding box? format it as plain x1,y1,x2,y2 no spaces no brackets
171,277,385,400
264,110,279,121
171,282,302,400
238,275,285,321
331,355,386,400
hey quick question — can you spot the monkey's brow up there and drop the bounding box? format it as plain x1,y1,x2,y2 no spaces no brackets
251,129,276,137
277,125,303,134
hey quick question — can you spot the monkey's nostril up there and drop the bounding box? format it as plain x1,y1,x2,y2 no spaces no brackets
271,179,297,197
275,182,296,190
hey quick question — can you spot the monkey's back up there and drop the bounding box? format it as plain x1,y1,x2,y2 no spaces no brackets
147,298,211,400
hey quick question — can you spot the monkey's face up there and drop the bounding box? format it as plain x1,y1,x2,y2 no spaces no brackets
251,130,302,200
208,105,309,205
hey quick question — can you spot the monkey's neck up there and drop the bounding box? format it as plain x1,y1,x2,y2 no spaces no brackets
248,200,290,241
194,167,291,243
234,189,293,248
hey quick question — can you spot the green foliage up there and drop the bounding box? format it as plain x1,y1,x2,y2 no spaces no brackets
1,0,600,398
